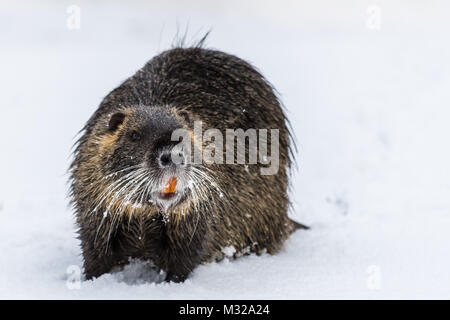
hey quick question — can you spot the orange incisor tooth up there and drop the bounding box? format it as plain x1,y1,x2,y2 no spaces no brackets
163,177,177,194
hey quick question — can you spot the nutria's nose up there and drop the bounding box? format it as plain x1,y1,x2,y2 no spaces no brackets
158,149,186,168
159,152,171,167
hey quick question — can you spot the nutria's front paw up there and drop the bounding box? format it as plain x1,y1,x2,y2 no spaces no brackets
165,271,188,283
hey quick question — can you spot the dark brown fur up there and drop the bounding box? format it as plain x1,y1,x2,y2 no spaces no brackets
70,46,305,282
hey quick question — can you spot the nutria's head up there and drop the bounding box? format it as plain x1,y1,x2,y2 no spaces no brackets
73,104,218,217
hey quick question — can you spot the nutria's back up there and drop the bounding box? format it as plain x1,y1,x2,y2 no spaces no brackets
70,47,302,282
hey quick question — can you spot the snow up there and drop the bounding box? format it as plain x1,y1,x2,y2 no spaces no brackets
1,0,450,299
221,246,237,258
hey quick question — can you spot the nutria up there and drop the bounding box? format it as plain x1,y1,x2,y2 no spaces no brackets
69,44,306,282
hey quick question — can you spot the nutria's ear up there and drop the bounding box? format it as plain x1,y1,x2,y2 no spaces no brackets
108,113,126,131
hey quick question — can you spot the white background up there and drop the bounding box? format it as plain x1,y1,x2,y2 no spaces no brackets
1,0,449,298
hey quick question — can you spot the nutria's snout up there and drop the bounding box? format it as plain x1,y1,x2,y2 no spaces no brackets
132,109,192,209
150,144,191,209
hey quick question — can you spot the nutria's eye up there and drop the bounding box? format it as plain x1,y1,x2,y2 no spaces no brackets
178,110,191,124
108,113,126,132
130,130,141,141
